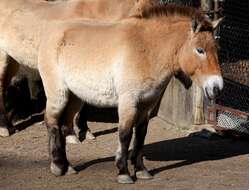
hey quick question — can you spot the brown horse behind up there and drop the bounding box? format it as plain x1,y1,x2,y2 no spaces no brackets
37,4,223,184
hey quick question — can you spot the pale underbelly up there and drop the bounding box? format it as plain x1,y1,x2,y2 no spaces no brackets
65,75,119,108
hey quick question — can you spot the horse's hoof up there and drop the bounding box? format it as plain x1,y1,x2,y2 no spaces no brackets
50,162,63,176
136,170,153,180
117,174,134,184
0,127,10,137
66,165,78,175
66,135,80,144
86,130,96,140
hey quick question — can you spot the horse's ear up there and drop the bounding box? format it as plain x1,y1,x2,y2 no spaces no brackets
211,17,224,30
192,19,202,33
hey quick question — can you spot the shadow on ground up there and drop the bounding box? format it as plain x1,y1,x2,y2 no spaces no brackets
144,136,249,175
1,128,249,181
75,135,249,176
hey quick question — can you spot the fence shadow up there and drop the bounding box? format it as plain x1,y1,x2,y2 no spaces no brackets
144,135,249,175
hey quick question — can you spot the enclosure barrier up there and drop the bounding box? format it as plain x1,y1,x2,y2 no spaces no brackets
206,0,249,136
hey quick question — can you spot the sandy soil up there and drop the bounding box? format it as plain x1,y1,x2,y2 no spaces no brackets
1,117,249,190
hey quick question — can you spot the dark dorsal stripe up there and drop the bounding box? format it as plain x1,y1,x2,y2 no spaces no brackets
136,4,204,20
134,4,213,32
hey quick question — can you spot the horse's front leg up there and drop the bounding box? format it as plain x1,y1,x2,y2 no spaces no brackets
130,117,153,180
116,96,137,184
0,51,18,136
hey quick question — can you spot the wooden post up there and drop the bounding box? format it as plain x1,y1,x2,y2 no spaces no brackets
213,0,219,19
193,85,205,124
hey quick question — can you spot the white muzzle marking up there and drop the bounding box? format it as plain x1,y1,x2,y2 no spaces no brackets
202,75,223,99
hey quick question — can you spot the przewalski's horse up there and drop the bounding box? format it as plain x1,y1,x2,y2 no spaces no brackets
37,4,223,183
0,0,161,137
0,0,191,139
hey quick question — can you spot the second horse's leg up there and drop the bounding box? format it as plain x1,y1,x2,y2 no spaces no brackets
76,106,95,142
0,51,19,136
61,93,82,145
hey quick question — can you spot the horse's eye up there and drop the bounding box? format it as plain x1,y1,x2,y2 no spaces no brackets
196,47,205,54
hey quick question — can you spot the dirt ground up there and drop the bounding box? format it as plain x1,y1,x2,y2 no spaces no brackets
1,117,249,190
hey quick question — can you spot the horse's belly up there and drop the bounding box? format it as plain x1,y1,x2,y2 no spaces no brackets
65,74,118,107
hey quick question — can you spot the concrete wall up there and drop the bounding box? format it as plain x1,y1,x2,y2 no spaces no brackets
158,78,205,128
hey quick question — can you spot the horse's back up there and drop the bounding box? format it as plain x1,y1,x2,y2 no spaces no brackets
0,0,134,67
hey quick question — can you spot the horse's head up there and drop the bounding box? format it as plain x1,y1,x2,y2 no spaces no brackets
178,18,223,99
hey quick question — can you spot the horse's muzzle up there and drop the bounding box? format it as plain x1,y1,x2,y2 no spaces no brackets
203,75,223,99
205,85,222,99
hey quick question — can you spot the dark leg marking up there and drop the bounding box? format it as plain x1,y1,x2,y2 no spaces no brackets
116,126,134,184
47,122,69,176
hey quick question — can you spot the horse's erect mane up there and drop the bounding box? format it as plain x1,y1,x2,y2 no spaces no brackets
136,3,205,21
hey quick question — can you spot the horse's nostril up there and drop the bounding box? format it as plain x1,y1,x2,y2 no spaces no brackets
213,86,221,97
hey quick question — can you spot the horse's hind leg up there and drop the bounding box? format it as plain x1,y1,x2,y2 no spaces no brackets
116,96,137,184
0,51,18,136
39,59,74,176
45,88,79,176
130,117,153,180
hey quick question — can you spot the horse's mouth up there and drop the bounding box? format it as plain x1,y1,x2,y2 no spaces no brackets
205,86,221,100
202,75,223,100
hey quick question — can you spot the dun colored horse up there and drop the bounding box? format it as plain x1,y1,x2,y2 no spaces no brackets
0,0,161,137
37,5,223,183
0,0,192,140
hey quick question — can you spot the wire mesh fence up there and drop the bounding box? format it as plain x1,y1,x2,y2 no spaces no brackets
217,110,249,136
218,0,249,63
216,0,249,111
208,0,249,137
